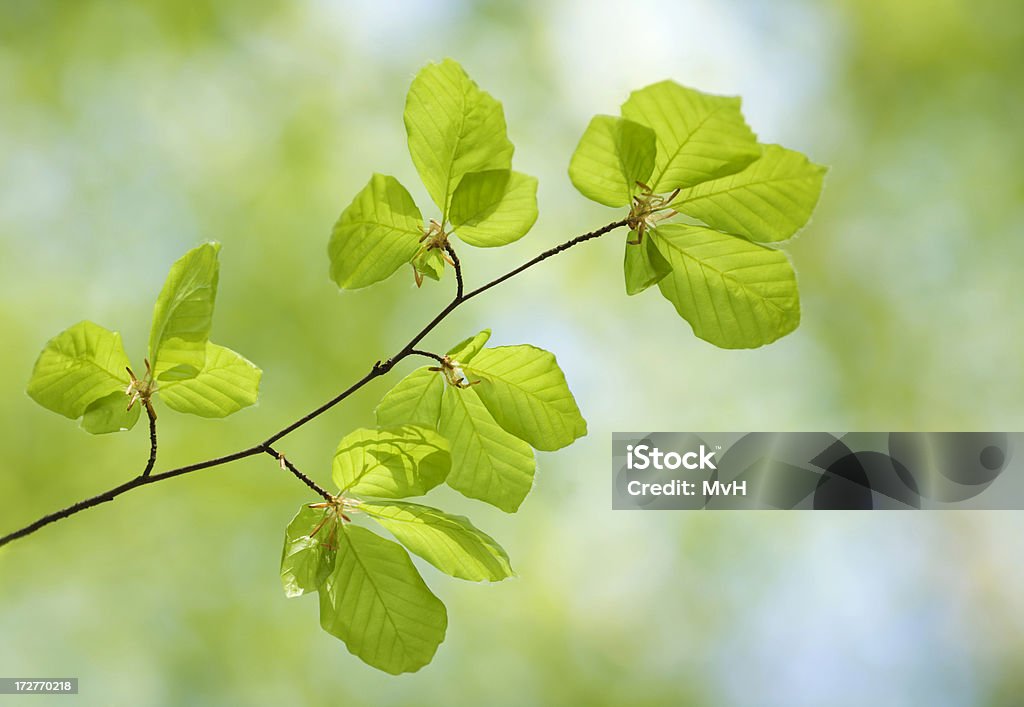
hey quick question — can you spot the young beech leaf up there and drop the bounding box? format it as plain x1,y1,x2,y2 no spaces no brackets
623,233,672,296
328,174,424,290
404,59,514,218
157,342,261,418
375,367,445,428
670,144,827,243
650,224,800,349
621,81,760,192
445,329,491,364
332,425,450,498
149,242,220,381
281,505,338,598
412,247,446,283
362,500,514,582
318,524,447,675
27,321,136,434
81,391,142,434
438,384,535,513
568,115,656,207
465,345,587,452
449,170,539,247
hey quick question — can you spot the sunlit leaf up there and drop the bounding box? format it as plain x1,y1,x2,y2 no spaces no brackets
328,174,424,289
281,504,338,598
445,329,491,364
375,367,445,429
621,81,760,191
449,170,538,247
670,144,827,242
149,242,220,381
363,500,514,582
651,224,800,348
438,385,535,512
157,342,261,418
568,115,656,207
27,321,135,433
332,425,450,498
81,390,141,434
404,59,513,217
623,233,672,296
466,345,587,451
319,525,446,674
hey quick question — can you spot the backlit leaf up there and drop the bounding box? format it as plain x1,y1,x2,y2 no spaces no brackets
328,174,424,289
363,500,514,582
449,170,538,247
281,504,338,598
651,224,800,348
319,525,446,674
332,425,450,498
568,115,655,207
621,81,760,191
157,342,261,418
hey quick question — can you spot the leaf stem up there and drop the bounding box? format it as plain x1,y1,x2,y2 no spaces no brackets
0,218,627,548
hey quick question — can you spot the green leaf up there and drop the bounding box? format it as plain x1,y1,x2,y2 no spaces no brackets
621,81,761,192
281,505,338,598
375,367,445,428
148,242,220,381
445,329,491,364
332,425,450,498
670,144,827,242
362,500,514,582
412,247,445,283
623,233,672,296
438,385,535,513
449,170,538,247
27,321,134,431
81,391,141,434
404,59,514,217
568,115,656,207
157,342,261,418
328,174,424,290
319,524,447,674
465,345,587,451
650,224,800,348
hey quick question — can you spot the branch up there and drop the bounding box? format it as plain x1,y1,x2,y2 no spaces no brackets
266,448,332,502
0,218,628,548
141,401,158,478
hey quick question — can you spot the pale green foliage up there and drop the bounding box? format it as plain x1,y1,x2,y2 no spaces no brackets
329,59,539,290
438,383,536,512
157,343,262,418
568,115,656,207
319,525,447,675
620,81,760,191
27,321,135,430
623,233,672,296
449,170,538,247
362,500,514,582
651,224,800,348
375,367,445,428
332,425,451,497
27,243,261,432
466,345,587,452
670,144,827,243
570,80,825,348
281,505,338,598
404,58,513,217
81,390,142,434
445,328,491,363
149,242,220,381
328,174,424,289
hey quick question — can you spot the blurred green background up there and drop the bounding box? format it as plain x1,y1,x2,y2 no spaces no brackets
2,1,1022,705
